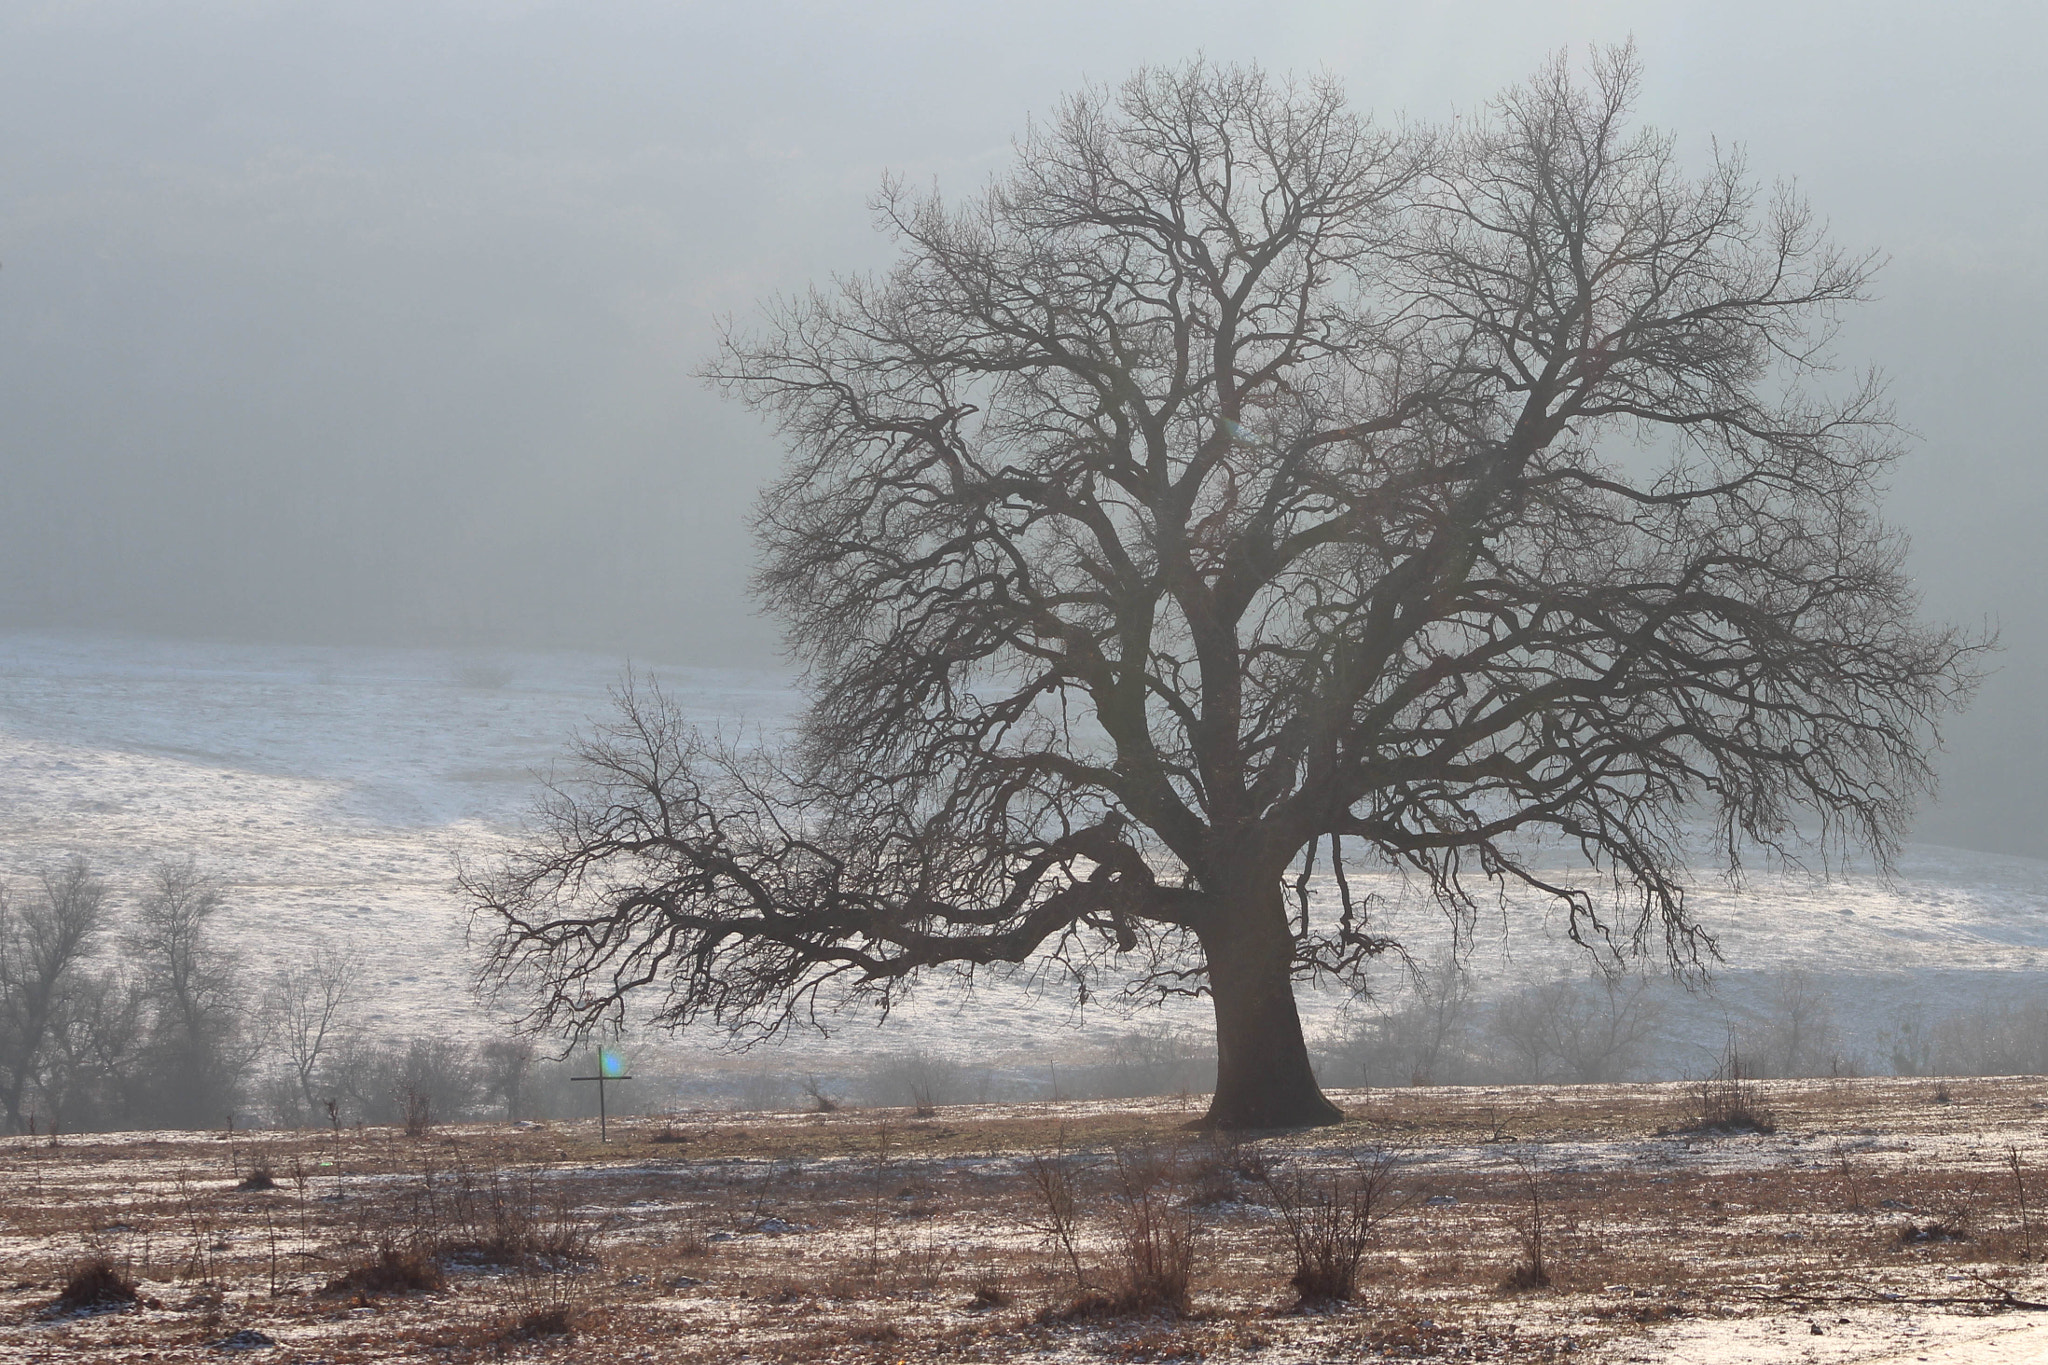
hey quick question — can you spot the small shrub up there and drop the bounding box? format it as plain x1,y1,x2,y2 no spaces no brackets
438,1167,595,1269
1676,1051,1776,1134
52,1257,138,1313
236,1166,277,1191
1897,1214,1971,1244
1499,1158,1551,1293
1261,1148,1408,1307
1103,1147,1196,1316
1036,1147,1197,1319
322,1244,447,1297
802,1074,841,1113
1187,1138,1254,1207
870,1050,961,1115
1024,1145,1088,1290
891,1237,954,1291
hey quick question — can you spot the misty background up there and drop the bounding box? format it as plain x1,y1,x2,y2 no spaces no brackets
0,2,2039,858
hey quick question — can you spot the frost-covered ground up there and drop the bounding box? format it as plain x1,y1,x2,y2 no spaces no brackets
8,1079,2048,1363
0,630,2043,1077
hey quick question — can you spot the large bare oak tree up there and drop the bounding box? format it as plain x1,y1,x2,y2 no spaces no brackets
469,52,1978,1128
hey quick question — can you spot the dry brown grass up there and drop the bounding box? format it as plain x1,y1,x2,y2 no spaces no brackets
321,1243,448,1297
3,1078,2048,1361
502,1301,575,1341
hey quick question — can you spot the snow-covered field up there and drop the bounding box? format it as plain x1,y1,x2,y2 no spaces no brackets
0,630,2043,1074
0,632,797,1042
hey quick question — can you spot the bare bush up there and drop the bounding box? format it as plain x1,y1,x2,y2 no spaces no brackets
969,1272,1014,1309
51,1256,138,1314
1084,1026,1215,1100
1500,1158,1551,1292
502,1301,575,1342
1322,957,1477,1088
436,1167,595,1272
1101,1148,1195,1316
401,1087,433,1138
1677,1048,1776,1134
475,1035,537,1119
1738,969,1844,1077
1024,1143,1088,1289
731,1068,791,1113
1261,1148,1408,1306
1928,1001,2048,1077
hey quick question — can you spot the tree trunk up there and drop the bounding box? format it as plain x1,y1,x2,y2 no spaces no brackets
1196,880,1344,1130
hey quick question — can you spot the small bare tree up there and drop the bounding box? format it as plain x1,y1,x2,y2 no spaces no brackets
471,50,1980,1129
1327,954,1476,1087
1740,968,1841,1077
265,944,363,1121
130,860,250,1126
0,860,107,1132
477,1035,537,1120
1491,974,1663,1084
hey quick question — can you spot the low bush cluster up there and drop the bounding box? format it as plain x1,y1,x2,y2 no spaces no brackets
51,1256,139,1314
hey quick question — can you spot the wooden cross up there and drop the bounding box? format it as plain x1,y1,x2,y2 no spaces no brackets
571,1049,633,1142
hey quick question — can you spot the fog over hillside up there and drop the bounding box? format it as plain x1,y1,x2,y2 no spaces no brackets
0,1,2041,858
1,631,2043,1096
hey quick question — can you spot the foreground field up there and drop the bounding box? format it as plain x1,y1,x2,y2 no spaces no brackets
5,1078,2048,1363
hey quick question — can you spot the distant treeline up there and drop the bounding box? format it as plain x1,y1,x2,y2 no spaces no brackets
1306,960,2048,1088
3,859,2046,1134
0,857,526,1134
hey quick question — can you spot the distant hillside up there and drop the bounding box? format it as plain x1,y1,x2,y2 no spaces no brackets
0,630,2040,1081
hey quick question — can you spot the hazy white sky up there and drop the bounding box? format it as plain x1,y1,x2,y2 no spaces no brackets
0,1,2042,855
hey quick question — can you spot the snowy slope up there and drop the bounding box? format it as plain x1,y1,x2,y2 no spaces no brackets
0,632,794,1041
0,630,2041,1070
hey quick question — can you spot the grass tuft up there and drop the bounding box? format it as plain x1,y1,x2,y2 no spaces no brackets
321,1243,447,1297
968,1274,1014,1309
52,1257,138,1314
507,1303,575,1339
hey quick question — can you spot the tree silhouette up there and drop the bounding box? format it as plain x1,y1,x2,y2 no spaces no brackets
468,51,1979,1128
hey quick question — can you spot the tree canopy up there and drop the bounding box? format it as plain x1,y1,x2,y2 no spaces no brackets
468,50,1979,1128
